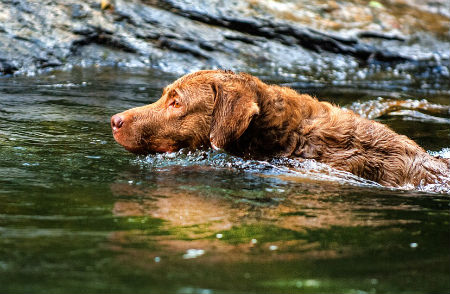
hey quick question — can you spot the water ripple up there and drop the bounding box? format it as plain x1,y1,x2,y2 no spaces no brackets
345,97,450,120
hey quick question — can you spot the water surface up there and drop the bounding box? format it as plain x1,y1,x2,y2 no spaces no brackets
0,68,449,293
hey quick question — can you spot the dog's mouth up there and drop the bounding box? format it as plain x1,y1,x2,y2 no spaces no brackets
112,133,141,154
112,130,180,155
111,127,120,135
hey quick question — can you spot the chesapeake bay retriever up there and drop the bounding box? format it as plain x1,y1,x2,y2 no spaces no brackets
111,70,449,187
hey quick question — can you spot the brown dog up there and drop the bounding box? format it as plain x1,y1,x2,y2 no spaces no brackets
111,70,449,187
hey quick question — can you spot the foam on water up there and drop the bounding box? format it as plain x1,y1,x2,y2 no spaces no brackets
135,148,450,194
135,149,381,188
38,82,89,88
418,148,450,194
429,148,450,159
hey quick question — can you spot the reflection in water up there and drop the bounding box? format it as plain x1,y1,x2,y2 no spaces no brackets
0,68,449,293
106,162,450,293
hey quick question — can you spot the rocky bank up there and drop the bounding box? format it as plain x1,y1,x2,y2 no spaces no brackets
0,0,449,91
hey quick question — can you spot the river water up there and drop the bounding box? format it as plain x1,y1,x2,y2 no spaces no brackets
1,67,449,293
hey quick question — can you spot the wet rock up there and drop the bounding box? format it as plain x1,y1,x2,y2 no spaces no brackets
71,25,138,54
0,59,19,75
0,0,448,91
71,4,90,19
357,31,406,41
158,38,211,60
156,0,412,63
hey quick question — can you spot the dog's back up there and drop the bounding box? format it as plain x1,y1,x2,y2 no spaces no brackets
219,78,449,187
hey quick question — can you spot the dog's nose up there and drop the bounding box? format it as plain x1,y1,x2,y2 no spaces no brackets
111,114,124,130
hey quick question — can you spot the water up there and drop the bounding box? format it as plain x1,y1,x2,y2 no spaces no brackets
0,67,449,293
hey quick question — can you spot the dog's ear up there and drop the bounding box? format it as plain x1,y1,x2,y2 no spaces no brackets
209,81,260,150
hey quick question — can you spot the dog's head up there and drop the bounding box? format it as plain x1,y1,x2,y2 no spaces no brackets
111,70,260,154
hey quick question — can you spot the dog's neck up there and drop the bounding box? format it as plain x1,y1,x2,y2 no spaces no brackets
225,83,332,158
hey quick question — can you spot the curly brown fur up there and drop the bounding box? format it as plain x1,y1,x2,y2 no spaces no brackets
111,70,449,187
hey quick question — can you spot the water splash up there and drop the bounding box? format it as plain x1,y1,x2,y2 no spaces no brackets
429,148,450,159
345,97,450,121
135,148,450,194
38,82,89,88
134,149,381,188
418,148,450,194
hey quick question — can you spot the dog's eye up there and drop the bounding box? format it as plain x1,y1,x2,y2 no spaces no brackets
170,100,181,108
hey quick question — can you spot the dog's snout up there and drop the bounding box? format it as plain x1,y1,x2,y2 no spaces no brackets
111,114,124,130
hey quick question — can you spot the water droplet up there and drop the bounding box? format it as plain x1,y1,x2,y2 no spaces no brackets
304,279,320,287
183,249,205,259
22,162,39,166
85,155,101,159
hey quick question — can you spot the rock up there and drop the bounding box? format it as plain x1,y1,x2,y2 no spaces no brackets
71,4,90,19
0,0,448,91
0,59,20,75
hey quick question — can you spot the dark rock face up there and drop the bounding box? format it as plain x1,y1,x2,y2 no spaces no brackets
0,0,449,90
0,59,19,75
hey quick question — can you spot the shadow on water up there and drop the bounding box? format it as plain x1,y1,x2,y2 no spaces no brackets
0,67,449,293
